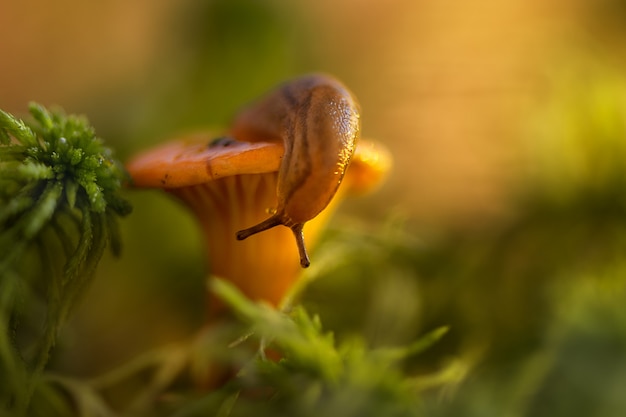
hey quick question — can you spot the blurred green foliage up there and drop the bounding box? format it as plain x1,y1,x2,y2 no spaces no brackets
187,279,448,417
416,61,626,415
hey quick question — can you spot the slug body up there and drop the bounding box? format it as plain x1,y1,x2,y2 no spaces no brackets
232,74,361,267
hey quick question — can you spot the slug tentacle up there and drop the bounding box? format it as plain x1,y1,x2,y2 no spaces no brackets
232,74,360,267
235,215,282,241
290,223,310,268
236,212,311,268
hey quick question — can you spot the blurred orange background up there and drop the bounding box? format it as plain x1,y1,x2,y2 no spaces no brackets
3,0,608,228
3,0,626,376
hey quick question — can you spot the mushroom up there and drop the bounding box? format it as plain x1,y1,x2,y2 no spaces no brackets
127,75,390,315
127,132,390,314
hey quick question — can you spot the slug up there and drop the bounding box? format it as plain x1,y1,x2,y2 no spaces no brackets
232,74,361,268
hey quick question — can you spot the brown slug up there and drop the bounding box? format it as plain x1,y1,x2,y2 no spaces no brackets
232,74,361,268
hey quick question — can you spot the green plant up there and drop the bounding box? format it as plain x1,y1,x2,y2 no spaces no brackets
0,104,131,414
193,278,449,417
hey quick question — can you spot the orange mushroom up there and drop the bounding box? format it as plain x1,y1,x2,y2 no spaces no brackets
127,132,390,315
127,75,390,316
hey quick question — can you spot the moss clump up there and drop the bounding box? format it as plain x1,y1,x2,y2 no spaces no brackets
0,103,131,414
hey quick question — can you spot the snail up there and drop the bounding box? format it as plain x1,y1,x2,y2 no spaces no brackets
232,74,361,268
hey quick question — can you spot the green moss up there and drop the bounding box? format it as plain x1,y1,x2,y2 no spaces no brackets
0,103,131,414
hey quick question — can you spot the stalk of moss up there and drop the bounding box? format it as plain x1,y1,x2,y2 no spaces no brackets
0,104,131,414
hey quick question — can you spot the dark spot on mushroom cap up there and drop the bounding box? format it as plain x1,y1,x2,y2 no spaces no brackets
209,136,238,148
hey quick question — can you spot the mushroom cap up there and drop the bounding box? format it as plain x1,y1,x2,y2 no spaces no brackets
127,132,283,188
126,132,390,194
344,139,392,195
